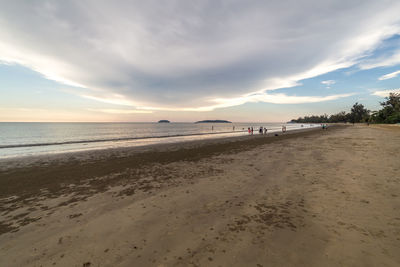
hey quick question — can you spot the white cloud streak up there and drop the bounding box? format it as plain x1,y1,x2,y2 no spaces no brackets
372,88,400,97
0,1,400,111
378,70,400,80
321,80,336,88
135,92,355,112
359,50,400,70
87,108,152,114
210,92,354,108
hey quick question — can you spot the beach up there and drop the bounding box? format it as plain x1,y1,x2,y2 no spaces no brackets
0,125,399,266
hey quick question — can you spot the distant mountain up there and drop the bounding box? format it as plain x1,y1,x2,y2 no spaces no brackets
158,120,170,123
195,120,231,123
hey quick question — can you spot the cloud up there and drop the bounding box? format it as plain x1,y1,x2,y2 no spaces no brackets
359,50,400,70
134,92,355,112
321,80,336,88
321,80,336,86
0,107,93,122
209,92,354,108
378,70,400,80
87,108,152,114
372,88,400,97
1,1,400,110
80,94,137,107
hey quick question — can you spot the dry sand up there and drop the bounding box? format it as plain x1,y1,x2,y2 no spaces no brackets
0,125,399,266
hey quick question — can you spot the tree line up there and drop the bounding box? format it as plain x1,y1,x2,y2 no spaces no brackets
291,93,400,124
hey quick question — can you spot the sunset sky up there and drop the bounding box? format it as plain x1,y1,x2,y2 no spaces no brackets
1,0,400,122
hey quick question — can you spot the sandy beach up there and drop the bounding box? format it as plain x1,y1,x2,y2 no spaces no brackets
0,125,399,266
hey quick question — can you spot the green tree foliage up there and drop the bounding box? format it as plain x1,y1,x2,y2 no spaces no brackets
290,93,399,124
349,102,370,123
370,93,400,123
328,111,347,123
291,114,329,123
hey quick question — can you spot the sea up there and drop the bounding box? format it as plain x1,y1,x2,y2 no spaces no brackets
0,122,318,159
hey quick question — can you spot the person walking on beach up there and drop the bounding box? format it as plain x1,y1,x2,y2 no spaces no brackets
248,127,251,135
282,125,286,133
264,127,268,135
251,127,254,135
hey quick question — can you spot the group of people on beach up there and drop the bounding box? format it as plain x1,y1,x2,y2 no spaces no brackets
247,126,268,135
247,125,289,135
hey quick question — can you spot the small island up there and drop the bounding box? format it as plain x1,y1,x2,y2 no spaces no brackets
195,120,232,123
158,120,170,123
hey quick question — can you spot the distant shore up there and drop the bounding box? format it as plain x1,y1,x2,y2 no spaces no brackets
1,125,399,266
195,120,232,123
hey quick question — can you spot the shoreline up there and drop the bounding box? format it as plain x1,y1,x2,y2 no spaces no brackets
2,124,399,266
0,125,322,171
0,122,317,159
0,126,325,200
0,126,327,232
0,129,250,150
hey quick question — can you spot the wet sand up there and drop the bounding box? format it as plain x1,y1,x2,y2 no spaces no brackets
0,125,399,266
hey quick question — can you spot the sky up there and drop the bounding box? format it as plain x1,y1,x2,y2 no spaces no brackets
1,0,400,122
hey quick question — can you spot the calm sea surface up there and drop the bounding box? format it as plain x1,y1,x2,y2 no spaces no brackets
0,122,318,158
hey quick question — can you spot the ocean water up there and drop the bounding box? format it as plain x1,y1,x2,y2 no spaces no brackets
0,122,318,158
